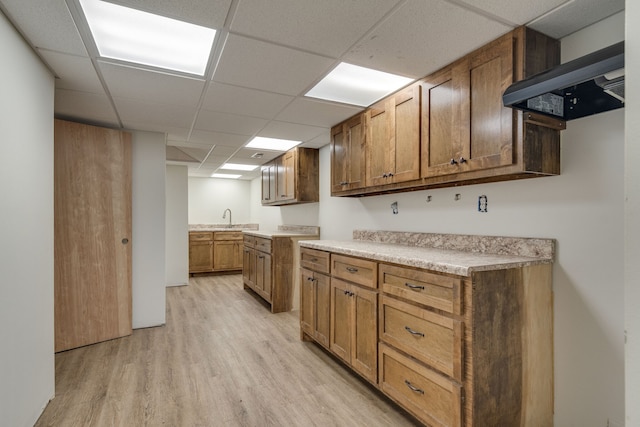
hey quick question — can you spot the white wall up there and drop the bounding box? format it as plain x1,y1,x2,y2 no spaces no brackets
166,165,188,287
188,177,252,224
0,11,55,427
625,3,640,426
251,14,627,425
132,131,166,328
249,178,320,232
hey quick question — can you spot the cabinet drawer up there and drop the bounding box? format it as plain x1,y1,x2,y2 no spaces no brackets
189,232,213,241
243,234,256,248
331,254,377,289
379,264,463,315
254,237,272,253
214,231,243,241
380,296,463,381
300,248,330,274
379,344,463,427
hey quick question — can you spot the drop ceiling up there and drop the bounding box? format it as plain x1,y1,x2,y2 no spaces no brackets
0,0,624,179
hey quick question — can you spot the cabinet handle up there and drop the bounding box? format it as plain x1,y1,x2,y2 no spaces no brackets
258,255,265,259
340,181,348,185
382,173,388,178
450,158,458,165
388,172,394,177
404,380,424,395
404,282,425,291
404,326,425,337
346,267,358,273
343,290,349,295
459,157,467,164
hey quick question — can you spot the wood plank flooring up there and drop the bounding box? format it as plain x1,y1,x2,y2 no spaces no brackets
36,274,420,426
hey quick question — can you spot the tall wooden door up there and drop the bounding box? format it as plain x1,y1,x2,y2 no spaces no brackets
54,119,132,352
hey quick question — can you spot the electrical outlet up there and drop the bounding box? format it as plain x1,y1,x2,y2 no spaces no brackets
478,195,488,212
391,201,398,214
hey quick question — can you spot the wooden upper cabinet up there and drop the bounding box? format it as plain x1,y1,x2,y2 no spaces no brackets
261,163,276,204
261,147,319,206
332,26,562,197
331,114,366,193
421,60,468,178
367,83,421,186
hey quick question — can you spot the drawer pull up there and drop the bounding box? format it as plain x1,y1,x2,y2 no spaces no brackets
404,326,425,337
310,258,318,262
346,267,359,273
404,380,424,395
404,282,425,291
258,255,265,259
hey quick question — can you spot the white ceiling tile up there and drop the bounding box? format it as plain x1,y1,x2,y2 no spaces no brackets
166,146,200,162
166,127,191,141
172,146,210,162
194,109,268,136
456,0,566,26
276,98,364,128
38,49,103,94
258,121,326,143
528,0,625,39
344,0,511,78
231,148,283,163
209,145,241,157
230,0,401,57
0,0,87,55
202,83,294,119
105,0,232,29
54,89,119,126
300,131,331,149
113,97,197,129
189,130,250,147
213,34,335,96
100,62,206,107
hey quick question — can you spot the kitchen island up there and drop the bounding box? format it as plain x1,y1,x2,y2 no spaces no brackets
243,225,320,313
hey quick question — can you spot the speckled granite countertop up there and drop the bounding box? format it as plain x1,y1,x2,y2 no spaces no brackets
299,230,554,276
189,223,259,232
244,225,320,239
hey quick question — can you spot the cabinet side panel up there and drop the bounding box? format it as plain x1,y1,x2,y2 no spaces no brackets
471,269,523,426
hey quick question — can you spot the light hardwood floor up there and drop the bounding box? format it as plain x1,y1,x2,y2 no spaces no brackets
36,274,420,426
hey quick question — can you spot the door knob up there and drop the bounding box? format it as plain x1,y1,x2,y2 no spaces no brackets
122,238,129,244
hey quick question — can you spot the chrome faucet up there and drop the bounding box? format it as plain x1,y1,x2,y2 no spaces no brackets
222,208,232,228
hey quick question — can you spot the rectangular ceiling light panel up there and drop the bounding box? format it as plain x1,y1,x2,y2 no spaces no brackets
246,137,301,152
221,163,259,171
80,0,216,75
211,173,242,179
305,62,413,107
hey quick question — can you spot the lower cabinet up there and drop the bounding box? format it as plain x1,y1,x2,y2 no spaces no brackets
300,246,554,427
242,234,295,313
330,277,378,384
189,232,214,273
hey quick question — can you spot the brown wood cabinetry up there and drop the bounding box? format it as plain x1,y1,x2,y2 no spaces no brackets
331,114,366,193
189,231,243,274
212,231,243,271
300,248,331,348
243,233,300,313
261,147,319,206
300,244,554,426
331,26,564,197
189,232,214,273
366,83,421,186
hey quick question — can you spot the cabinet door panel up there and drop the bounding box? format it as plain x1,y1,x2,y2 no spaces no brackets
467,36,515,170
300,268,315,337
366,101,391,186
315,273,331,348
331,114,365,193
421,61,469,178
347,118,365,189
213,241,236,271
256,252,272,298
352,285,378,384
189,240,214,272
330,278,352,363
242,247,253,286
392,84,421,183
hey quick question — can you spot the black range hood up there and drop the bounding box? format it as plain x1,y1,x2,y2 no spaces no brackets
503,41,624,121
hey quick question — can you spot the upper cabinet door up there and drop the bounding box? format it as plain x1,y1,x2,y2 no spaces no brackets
465,34,515,171
366,98,392,187
421,59,469,178
331,114,365,193
391,83,421,184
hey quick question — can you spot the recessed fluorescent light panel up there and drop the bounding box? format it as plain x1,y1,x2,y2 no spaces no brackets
246,137,301,152
79,0,216,75
211,173,242,179
306,62,413,107
221,163,258,171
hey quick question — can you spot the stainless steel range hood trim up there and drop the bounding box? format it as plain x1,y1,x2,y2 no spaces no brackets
503,41,624,108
